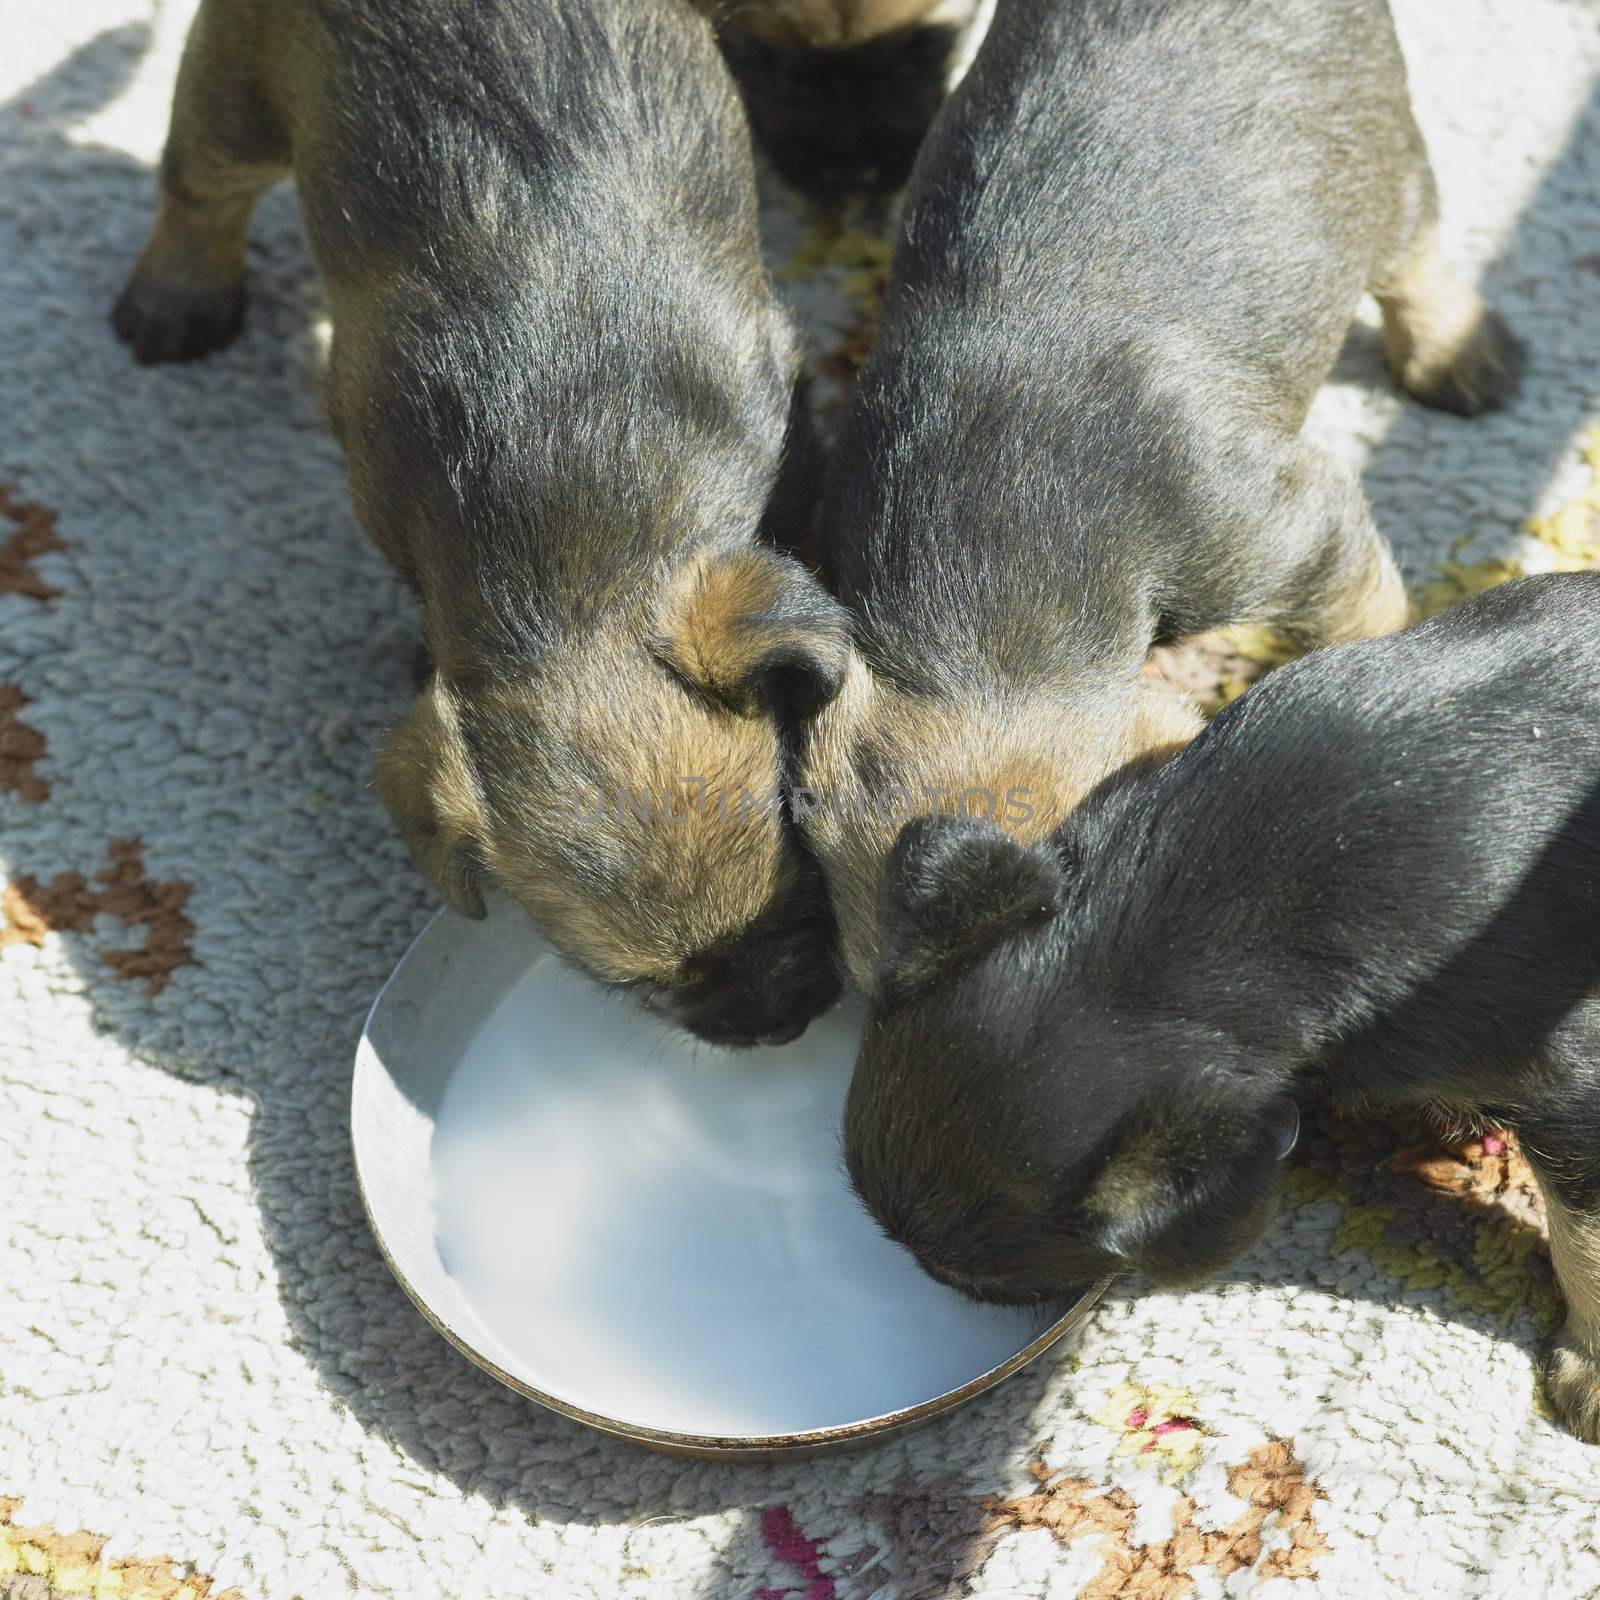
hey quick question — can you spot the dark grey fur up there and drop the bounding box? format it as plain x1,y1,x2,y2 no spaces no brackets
798,0,1523,996
850,573,1600,1441
827,0,1516,699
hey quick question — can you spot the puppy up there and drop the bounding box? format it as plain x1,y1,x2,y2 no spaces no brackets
113,0,849,1045
847,572,1600,1442
798,0,1523,993
691,0,984,195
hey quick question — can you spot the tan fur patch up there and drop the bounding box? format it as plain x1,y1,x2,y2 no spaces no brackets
1,839,197,995
374,678,492,920
134,188,255,293
0,684,49,803
799,658,1202,988
1375,223,1496,401
0,486,66,602
654,548,787,709
982,1439,1330,1596
1532,1179,1600,1441
385,616,799,986
1311,533,1413,644
488,653,793,982
1529,1179,1600,1353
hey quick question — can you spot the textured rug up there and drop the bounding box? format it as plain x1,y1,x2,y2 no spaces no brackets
3,2,1600,1597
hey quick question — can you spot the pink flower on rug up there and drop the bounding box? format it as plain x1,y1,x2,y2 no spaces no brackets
757,1505,835,1600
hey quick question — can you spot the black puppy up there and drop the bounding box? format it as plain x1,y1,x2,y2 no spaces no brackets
112,0,849,1045
847,572,1600,1443
799,0,1522,994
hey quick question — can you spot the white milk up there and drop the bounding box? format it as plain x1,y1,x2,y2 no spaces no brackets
430,953,1047,1436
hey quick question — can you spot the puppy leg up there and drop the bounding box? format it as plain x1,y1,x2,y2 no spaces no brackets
1524,1165,1600,1443
1256,444,1411,648
1373,220,1524,417
1297,518,1411,646
112,0,289,364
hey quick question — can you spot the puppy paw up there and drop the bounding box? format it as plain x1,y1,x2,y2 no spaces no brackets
1539,1323,1600,1443
112,269,247,365
1393,303,1525,418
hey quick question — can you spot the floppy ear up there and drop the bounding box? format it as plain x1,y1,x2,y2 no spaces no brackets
1084,1090,1299,1285
653,547,850,720
373,677,490,920
877,813,1068,997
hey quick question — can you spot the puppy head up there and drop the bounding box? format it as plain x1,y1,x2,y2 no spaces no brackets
719,20,959,196
796,670,1202,991
375,546,850,1047
843,813,1296,1301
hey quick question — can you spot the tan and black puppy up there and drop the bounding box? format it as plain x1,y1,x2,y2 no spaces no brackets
113,0,850,1045
690,0,985,194
846,574,1600,1443
799,0,1522,992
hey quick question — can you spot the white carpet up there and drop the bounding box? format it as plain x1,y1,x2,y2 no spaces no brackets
2,1,1599,1596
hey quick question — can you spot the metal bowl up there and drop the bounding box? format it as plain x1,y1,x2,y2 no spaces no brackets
352,897,1109,1460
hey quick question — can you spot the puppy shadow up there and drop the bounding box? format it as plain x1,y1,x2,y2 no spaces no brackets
0,25,1113,1593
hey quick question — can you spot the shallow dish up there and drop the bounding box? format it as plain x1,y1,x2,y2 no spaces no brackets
352,897,1109,1459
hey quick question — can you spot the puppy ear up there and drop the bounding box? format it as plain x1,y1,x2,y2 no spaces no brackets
1084,1090,1299,1285
373,677,490,920
654,547,850,720
878,814,1067,997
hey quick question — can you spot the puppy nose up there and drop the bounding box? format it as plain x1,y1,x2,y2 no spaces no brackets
651,996,807,1050
750,1015,808,1048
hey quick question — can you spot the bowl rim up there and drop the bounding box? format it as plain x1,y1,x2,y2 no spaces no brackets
352,907,1114,1458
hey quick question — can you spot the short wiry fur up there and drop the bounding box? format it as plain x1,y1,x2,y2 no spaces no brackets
849,574,1600,1443
799,0,1522,993
114,0,849,1044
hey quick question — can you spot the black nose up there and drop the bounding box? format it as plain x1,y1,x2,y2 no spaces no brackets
747,1015,809,1048
662,959,840,1050
670,1010,811,1051
666,906,841,1049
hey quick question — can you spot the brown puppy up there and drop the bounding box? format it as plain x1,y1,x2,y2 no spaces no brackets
797,0,1521,993
113,0,849,1045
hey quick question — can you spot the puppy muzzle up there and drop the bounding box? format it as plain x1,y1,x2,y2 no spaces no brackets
663,903,842,1048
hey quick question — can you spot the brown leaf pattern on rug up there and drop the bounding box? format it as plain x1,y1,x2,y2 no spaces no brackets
0,685,48,802
0,1498,252,1600
0,487,65,602
856,1476,1000,1600
1,838,196,994
796,218,893,426
1387,1120,1545,1228
815,280,885,414
1285,1104,1558,1329
982,1440,1329,1599
1144,635,1274,713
